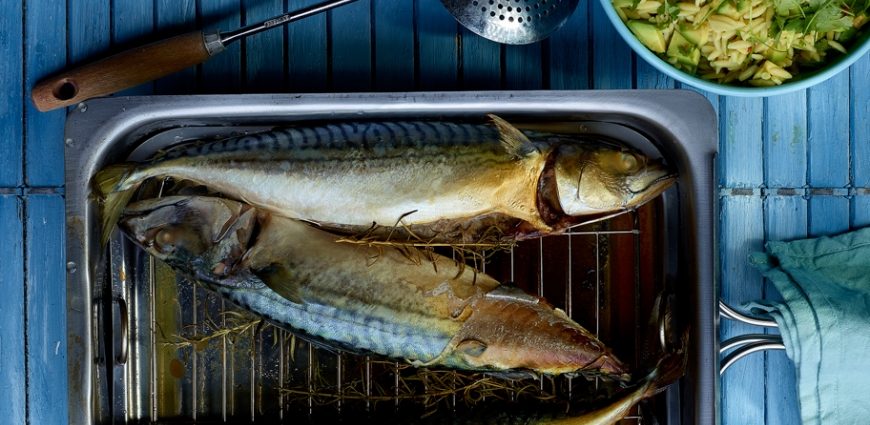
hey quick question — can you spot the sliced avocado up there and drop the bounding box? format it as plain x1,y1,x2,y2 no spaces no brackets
667,31,701,71
612,0,633,8
765,48,787,63
678,22,709,46
716,0,743,20
627,20,666,53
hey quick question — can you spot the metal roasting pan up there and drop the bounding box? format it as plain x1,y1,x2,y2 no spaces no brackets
65,91,718,424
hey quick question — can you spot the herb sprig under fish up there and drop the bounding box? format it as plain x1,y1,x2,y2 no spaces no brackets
119,195,631,380
97,116,676,248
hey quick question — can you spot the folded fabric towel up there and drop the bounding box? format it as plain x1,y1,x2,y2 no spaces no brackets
746,227,870,425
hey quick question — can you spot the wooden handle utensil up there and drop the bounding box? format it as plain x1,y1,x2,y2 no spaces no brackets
31,0,358,112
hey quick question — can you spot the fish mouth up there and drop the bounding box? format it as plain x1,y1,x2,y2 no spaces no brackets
629,172,678,195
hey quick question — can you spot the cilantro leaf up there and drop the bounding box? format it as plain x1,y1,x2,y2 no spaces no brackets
775,0,802,15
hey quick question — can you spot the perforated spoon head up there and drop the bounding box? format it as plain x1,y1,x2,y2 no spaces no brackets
441,0,581,45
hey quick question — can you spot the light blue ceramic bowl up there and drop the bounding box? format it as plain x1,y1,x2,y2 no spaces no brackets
600,2,870,96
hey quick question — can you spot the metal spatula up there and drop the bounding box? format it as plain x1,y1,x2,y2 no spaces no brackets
31,0,357,112
441,0,580,45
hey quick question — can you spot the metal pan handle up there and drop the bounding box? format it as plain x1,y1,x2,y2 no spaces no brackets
115,298,129,366
720,338,785,375
719,300,778,328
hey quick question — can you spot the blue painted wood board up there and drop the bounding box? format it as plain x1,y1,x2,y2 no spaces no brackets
0,196,25,424
200,0,243,93
505,44,543,90
0,1,23,188
67,0,110,67
155,0,198,95
417,0,460,91
461,28,501,90
851,55,870,228
719,97,763,187
112,0,155,97
243,0,284,93
764,92,807,188
719,196,765,425
547,10,588,90
25,194,67,425
24,0,65,188
286,0,328,92
636,60,675,90
590,0,631,89
762,196,805,425
373,0,414,91
331,0,372,92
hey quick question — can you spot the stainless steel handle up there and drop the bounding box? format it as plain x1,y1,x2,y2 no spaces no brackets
116,298,129,366
720,338,785,375
719,300,778,328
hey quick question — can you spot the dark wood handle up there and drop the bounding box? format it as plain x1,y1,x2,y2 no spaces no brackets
31,31,213,112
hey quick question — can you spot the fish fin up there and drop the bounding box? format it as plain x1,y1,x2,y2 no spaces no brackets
456,339,488,358
94,163,140,250
487,114,540,158
253,264,306,305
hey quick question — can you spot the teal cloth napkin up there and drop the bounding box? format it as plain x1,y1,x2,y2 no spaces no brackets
746,227,870,425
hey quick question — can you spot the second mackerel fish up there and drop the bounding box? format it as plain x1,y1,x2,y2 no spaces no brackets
118,195,631,380
97,116,676,246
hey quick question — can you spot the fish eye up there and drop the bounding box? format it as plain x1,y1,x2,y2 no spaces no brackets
154,228,176,252
621,153,639,174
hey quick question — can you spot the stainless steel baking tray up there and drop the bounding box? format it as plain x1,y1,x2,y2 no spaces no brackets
65,91,718,424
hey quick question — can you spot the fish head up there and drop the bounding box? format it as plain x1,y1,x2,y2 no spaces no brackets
118,195,258,279
553,140,676,216
442,285,631,381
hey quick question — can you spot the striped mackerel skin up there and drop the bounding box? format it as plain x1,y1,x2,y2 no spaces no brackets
127,121,547,227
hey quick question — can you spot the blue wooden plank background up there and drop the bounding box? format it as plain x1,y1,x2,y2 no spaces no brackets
3,0,870,423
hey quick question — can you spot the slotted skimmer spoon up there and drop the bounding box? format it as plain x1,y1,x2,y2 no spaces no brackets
31,0,358,112
440,0,580,45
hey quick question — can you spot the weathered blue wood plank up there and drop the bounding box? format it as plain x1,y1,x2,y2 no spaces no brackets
808,75,849,187
763,89,807,425
25,195,67,425
547,9,588,90
808,73,850,238
24,0,65,188
331,0,372,92
719,196,765,425
762,195,804,425
461,28,501,90
0,0,22,188
505,43,542,90
67,0,110,66
764,92,807,188
200,0,242,93
590,0,631,89
373,0,414,91
287,0,328,92
719,98,763,187
155,0,197,95
636,59,675,89
0,196,25,424
243,0,284,93
851,54,870,228
417,0,459,90
112,0,154,97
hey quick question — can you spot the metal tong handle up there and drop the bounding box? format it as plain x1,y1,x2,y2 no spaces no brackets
719,301,784,375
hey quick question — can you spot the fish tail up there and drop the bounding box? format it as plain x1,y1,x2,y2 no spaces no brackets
94,163,140,249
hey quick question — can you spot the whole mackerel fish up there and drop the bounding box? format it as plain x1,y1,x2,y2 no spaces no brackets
98,115,676,247
118,195,631,380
